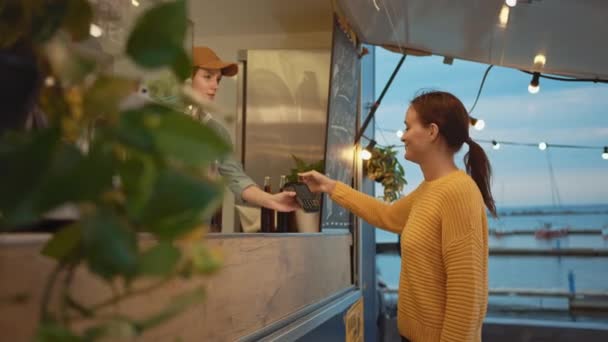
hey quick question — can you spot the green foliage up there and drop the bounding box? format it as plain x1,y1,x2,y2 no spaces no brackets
126,0,191,81
365,145,407,202
287,154,325,183
0,0,226,339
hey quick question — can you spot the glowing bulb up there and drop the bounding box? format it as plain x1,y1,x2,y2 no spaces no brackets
538,142,547,151
474,119,485,131
534,54,546,66
131,0,140,6
603,147,608,160
528,84,540,94
505,0,517,7
396,130,403,138
360,149,372,160
44,76,55,87
528,72,540,94
492,140,500,150
90,24,103,37
499,5,510,27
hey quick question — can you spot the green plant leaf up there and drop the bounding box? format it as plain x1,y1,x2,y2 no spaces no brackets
35,321,83,342
125,0,191,80
38,142,115,211
136,286,206,332
139,169,223,240
171,48,191,82
62,0,92,41
137,242,181,277
85,319,137,341
288,155,324,182
117,104,231,167
0,128,60,227
82,210,138,279
41,224,82,261
84,75,138,119
118,154,158,220
190,245,221,275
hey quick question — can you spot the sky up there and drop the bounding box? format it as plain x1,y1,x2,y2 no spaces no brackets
373,48,608,207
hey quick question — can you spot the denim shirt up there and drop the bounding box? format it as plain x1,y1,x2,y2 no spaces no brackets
197,110,257,203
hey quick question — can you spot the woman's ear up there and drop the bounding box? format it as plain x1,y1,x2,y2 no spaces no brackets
429,123,440,141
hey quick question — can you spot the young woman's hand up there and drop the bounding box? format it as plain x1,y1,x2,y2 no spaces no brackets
298,171,337,194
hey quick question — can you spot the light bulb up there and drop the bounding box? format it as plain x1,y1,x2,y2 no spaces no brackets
396,130,403,138
534,54,546,66
44,76,55,87
499,5,510,27
538,142,547,151
474,119,485,131
132,0,140,6
528,84,540,94
90,24,103,37
492,140,500,150
603,147,608,160
528,72,540,94
505,0,517,7
360,149,372,160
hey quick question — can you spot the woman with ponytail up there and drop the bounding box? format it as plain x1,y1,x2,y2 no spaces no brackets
300,91,494,342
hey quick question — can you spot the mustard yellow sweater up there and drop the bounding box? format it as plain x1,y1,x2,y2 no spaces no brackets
331,170,488,342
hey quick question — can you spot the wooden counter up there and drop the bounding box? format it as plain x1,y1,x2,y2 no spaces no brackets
0,232,352,341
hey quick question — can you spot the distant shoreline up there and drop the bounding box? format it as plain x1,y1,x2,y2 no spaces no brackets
497,210,608,217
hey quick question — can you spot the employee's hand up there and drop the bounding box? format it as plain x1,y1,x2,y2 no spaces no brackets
298,171,337,194
268,191,299,212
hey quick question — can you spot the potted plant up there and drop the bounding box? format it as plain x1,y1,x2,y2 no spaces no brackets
0,1,226,340
365,145,407,202
287,155,324,233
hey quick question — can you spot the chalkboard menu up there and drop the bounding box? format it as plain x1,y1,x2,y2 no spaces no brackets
321,18,361,230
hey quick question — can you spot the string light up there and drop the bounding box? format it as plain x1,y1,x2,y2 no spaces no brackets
367,128,607,160
505,0,517,7
470,117,486,131
534,54,546,66
131,0,140,6
360,140,377,160
89,24,103,37
528,72,540,94
396,130,403,138
44,76,55,87
499,5,510,28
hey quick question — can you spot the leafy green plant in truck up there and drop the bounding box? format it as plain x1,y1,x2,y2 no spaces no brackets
0,0,227,340
287,154,325,183
365,145,407,202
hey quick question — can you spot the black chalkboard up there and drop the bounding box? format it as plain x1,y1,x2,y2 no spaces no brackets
321,18,361,230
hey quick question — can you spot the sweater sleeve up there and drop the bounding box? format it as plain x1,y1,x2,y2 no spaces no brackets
439,184,486,342
330,182,419,234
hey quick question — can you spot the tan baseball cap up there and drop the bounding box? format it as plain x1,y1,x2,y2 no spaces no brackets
192,46,238,76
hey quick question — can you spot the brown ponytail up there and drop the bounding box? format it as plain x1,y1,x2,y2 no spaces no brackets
465,138,496,217
411,91,497,217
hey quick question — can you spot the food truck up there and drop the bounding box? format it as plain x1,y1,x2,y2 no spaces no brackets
1,0,607,341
